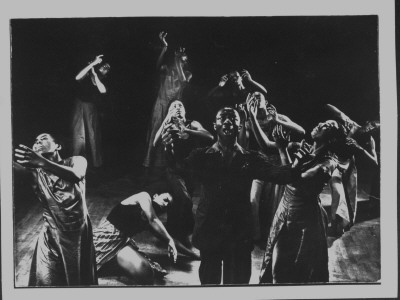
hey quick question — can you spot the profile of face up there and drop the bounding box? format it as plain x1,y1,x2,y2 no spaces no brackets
214,107,242,138
310,120,339,142
32,133,61,154
168,100,186,119
228,71,243,89
152,193,173,212
363,120,380,133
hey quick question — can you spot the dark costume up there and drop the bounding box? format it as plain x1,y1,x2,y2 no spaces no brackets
71,75,105,167
28,157,97,286
92,181,171,277
184,143,300,284
259,153,338,284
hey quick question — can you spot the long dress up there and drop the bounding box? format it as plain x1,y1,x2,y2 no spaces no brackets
143,67,188,168
28,157,97,286
259,153,338,284
71,76,104,167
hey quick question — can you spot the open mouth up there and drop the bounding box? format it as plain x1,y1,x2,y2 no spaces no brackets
222,125,234,136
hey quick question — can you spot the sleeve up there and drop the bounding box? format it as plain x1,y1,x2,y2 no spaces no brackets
183,148,205,172
249,152,300,184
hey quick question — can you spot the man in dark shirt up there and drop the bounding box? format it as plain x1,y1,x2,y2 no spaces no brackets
162,107,304,285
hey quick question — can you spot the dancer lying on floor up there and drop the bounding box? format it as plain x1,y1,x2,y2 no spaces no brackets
93,180,200,285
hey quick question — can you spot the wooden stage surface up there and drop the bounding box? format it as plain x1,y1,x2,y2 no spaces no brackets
14,172,380,286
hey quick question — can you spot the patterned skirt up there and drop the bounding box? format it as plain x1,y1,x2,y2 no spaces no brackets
93,219,168,277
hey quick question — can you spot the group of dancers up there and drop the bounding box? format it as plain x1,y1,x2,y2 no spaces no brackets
13,31,379,286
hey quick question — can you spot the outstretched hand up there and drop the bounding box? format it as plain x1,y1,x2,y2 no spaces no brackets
159,31,168,47
246,93,257,117
272,125,290,148
168,240,178,263
14,145,46,168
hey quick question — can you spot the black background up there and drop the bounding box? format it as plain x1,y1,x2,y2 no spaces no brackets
11,16,379,173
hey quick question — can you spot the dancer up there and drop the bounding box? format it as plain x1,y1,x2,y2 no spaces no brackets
93,180,200,285
72,54,110,167
162,107,306,285
143,31,192,169
14,133,97,286
259,120,346,283
154,100,213,246
326,104,379,235
245,92,305,245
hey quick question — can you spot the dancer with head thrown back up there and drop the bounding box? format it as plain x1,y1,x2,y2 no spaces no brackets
93,179,200,285
243,91,305,247
258,119,347,283
14,133,97,286
143,31,192,170
162,107,307,285
325,104,379,235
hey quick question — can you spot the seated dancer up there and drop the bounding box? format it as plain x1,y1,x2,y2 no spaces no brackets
325,104,379,235
244,92,305,245
143,31,192,169
162,107,306,285
93,180,200,285
259,120,347,284
154,100,213,246
14,133,97,286
72,54,111,167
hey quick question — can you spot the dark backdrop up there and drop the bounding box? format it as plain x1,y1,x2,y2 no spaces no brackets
11,16,379,173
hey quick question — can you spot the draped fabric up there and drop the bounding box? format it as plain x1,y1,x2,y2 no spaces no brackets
259,154,337,283
29,157,97,286
143,67,188,168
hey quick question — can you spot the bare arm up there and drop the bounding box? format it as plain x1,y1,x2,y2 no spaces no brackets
138,195,177,263
15,145,86,183
275,113,305,136
183,120,214,141
248,112,277,151
156,31,168,70
241,69,267,96
75,54,103,81
91,68,107,94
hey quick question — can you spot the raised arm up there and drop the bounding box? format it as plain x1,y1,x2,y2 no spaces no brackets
246,96,277,151
91,68,107,94
241,69,267,96
138,194,177,263
15,145,86,183
75,54,104,81
346,136,378,165
156,31,168,71
271,107,305,136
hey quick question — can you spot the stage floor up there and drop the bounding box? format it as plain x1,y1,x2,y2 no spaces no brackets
14,170,380,286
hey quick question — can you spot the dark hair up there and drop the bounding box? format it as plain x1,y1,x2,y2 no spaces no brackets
215,107,240,121
34,133,66,154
